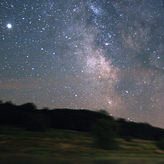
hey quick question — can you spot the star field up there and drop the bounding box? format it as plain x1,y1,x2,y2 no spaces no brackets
0,0,164,128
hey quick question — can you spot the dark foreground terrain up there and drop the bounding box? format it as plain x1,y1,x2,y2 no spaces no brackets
1,127,164,164
1,101,164,163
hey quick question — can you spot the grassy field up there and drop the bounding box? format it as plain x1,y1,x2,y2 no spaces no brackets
1,126,164,163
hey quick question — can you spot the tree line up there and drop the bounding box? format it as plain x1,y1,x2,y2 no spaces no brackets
0,100,164,142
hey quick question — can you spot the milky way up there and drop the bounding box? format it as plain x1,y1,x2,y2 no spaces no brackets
0,0,164,128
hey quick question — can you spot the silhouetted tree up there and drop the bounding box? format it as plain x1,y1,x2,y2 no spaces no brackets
98,109,109,116
156,138,164,150
91,118,119,150
20,102,37,111
42,107,49,110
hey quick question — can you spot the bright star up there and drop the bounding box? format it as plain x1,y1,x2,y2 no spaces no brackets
7,23,12,29
108,100,112,105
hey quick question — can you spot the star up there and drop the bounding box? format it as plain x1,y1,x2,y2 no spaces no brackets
0,0,164,129
7,23,12,29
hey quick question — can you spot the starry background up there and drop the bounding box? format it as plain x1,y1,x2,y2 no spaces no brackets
0,0,164,128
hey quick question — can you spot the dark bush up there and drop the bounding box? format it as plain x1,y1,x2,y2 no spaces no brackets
156,138,164,150
91,118,119,150
124,136,132,142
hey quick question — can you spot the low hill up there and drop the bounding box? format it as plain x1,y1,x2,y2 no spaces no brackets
0,101,164,141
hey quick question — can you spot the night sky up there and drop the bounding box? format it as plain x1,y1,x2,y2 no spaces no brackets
0,0,164,128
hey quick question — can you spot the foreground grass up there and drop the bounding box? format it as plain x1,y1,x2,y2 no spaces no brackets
0,126,164,157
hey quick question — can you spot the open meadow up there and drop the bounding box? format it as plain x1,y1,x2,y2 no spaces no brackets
1,126,164,164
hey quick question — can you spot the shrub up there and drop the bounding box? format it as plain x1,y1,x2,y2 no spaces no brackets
156,138,164,150
91,118,118,150
124,136,132,142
